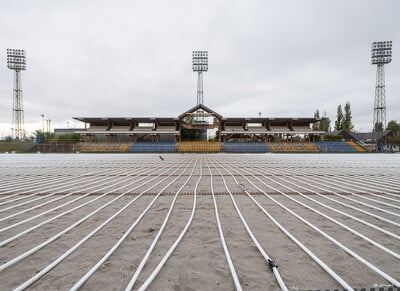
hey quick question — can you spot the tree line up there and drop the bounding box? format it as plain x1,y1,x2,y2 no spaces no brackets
386,120,400,146
314,101,399,146
314,102,355,132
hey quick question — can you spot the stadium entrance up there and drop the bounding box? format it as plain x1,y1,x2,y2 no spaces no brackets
178,104,222,141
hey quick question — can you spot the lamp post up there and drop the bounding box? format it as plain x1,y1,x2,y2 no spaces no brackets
46,118,49,135
41,114,45,138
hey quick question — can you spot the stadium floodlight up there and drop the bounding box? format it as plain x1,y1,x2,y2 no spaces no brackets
7,49,26,70
7,48,26,140
371,41,392,65
192,51,208,105
192,51,208,72
371,41,392,132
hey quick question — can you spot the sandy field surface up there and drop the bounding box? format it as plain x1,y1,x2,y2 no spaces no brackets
0,153,399,290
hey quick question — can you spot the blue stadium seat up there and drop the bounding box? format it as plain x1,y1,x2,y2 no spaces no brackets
223,142,269,153
315,141,358,153
128,142,176,153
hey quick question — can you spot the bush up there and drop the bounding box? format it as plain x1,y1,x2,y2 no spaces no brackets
322,134,342,141
56,133,82,141
388,136,400,146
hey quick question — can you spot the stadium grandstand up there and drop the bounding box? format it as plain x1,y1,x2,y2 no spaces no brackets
73,104,325,144
68,104,371,153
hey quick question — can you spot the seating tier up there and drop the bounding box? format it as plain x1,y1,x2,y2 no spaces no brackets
315,141,358,152
178,142,222,152
79,142,131,152
347,141,366,152
128,142,176,153
224,142,269,153
268,142,319,153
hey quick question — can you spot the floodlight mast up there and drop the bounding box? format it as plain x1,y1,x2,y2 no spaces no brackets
371,41,392,132
7,49,26,140
192,51,208,105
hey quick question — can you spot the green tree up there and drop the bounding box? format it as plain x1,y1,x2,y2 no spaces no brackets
30,129,44,142
313,109,330,132
313,109,320,130
321,119,331,132
342,102,354,132
374,122,383,132
386,120,400,136
30,130,54,141
321,110,331,132
323,134,342,141
334,105,343,131
386,120,400,147
56,133,82,141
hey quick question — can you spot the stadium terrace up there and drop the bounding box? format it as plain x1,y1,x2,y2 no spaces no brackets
73,104,325,143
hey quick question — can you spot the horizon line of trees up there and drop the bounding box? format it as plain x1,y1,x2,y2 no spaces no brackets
313,109,331,132
387,120,400,146
314,101,354,133
2,130,81,142
334,102,354,132
314,102,399,146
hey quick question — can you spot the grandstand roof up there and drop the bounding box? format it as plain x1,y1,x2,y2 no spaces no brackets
349,130,391,143
73,105,321,127
73,117,178,123
178,104,223,119
221,117,319,123
332,130,392,143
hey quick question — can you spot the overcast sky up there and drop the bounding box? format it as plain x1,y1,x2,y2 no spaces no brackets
0,0,399,137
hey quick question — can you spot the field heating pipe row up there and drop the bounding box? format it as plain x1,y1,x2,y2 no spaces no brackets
0,161,112,194
0,163,93,189
223,159,400,287
313,171,400,196
137,158,204,290
0,160,172,272
0,162,159,230
254,156,400,191
0,172,124,225
0,169,140,243
281,165,400,206
0,173,69,195
294,169,400,210
124,157,201,290
70,157,196,290
8,160,177,290
208,157,288,291
0,164,131,212
0,173,86,207
243,159,400,228
251,163,400,241
206,158,243,291
274,168,400,228
215,157,354,290
244,164,400,258
0,160,157,214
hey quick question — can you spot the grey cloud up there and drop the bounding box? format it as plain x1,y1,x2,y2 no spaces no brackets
0,0,399,137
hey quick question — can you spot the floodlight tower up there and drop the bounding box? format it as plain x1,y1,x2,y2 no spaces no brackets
371,41,392,132
7,49,26,140
192,51,208,105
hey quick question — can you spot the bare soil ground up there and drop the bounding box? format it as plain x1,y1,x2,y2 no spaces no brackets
0,153,399,290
